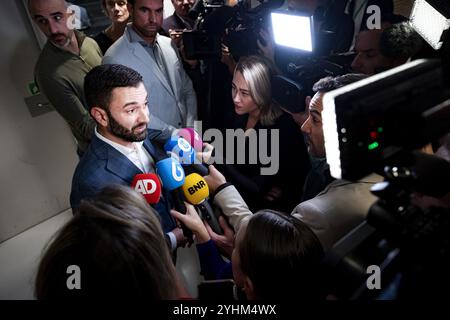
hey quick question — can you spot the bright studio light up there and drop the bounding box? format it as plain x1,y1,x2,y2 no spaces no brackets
271,11,314,52
410,0,450,50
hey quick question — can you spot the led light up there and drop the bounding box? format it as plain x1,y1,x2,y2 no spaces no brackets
322,92,341,179
368,142,379,150
410,0,450,50
271,12,313,52
322,60,426,180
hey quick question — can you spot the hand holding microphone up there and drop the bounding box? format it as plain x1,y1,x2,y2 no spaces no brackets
204,165,227,194
171,203,211,244
182,173,223,235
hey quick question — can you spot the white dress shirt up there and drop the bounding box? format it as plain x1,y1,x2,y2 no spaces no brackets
95,128,155,173
95,128,178,250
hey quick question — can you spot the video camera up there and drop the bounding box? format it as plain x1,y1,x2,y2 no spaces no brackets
269,9,356,114
319,59,450,299
182,0,284,60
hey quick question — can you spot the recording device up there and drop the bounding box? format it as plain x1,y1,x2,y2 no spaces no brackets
175,127,204,152
182,30,221,60
164,136,196,165
183,0,284,59
130,173,162,204
320,58,450,299
164,135,209,176
183,0,229,59
271,75,307,113
269,7,355,112
182,173,223,235
271,10,314,53
271,54,355,114
198,279,239,300
155,157,193,239
322,59,450,180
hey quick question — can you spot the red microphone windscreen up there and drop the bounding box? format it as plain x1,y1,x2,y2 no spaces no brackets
131,173,162,204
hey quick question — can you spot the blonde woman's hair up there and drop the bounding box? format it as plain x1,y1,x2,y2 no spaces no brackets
234,55,283,126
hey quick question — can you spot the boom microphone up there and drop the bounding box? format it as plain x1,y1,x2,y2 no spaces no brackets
182,173,223,235
131,173,162,204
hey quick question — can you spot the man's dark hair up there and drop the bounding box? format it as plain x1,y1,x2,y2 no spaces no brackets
379,22,423,60
84,64,143,111
312,73,368,93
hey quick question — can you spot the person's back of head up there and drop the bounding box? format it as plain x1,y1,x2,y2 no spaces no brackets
238,210,324,300
352,14,409,75
379,22,423,64
35,184,178,299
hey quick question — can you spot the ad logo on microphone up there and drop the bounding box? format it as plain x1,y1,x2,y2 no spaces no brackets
131,173,162,204
134,179,157,195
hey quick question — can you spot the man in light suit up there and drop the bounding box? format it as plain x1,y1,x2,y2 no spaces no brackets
102,0,197,131
70,64,186,251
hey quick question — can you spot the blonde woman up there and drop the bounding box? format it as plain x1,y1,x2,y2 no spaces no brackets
218,55,311,212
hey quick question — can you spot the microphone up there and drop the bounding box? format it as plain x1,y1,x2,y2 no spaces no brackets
156,157,193,239
182,173,223,235
131,173,162,204
175,127,203,152
164,135,209,176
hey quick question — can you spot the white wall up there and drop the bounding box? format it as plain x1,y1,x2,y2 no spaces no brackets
0,0,200,299
0,0,79,243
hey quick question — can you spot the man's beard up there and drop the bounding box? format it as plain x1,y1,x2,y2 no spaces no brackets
50,30,73,49
106,110,148,142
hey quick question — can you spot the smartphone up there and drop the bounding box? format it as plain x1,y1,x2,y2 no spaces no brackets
198,279,239,300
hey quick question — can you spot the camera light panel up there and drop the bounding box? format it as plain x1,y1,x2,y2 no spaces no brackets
271,12,313,52
410,0,450,50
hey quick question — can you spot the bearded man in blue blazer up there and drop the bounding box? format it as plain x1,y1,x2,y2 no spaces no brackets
70,64,186,251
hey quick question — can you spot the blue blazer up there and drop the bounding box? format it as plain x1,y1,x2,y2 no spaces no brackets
70,129,176,233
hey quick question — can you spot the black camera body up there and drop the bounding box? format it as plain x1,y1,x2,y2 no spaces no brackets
183,0,283,60
320,59,450,299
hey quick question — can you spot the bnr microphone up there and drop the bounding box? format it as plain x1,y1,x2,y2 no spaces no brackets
131,173,162,204
156,157,193,239
182,173,223,235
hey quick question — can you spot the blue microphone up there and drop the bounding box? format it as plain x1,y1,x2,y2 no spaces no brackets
156,157,185,190
156,157,192,240
164,135,209,176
